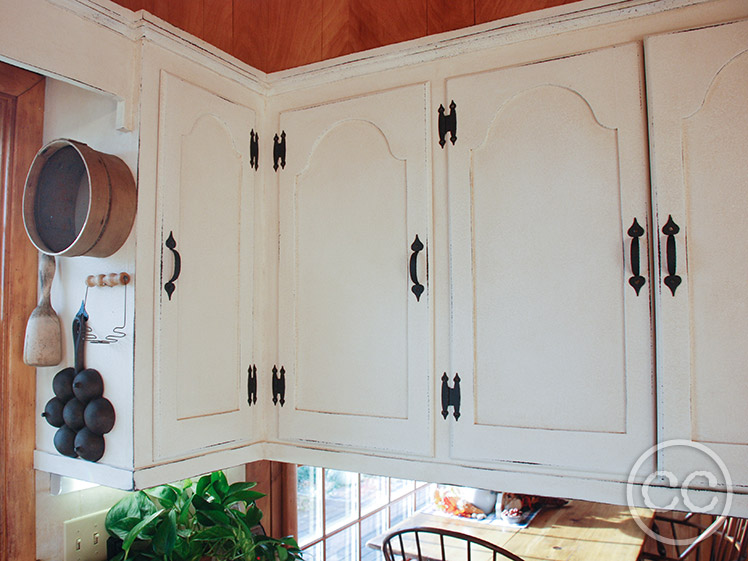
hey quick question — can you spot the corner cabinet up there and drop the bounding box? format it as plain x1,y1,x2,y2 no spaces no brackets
445,42,655,477
647,19,748,488
274,83,433,456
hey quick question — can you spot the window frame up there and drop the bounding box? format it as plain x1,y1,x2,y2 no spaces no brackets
0,61,45,561
296,466,434,560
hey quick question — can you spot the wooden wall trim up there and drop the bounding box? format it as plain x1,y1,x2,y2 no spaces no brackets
0,61,44,561
245,461,298,540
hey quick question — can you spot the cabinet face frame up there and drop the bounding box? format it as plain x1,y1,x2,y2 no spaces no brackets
273,81,435,457
444,42,656,478
646,18,748,495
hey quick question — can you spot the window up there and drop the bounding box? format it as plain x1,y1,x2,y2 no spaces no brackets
296,466,435,561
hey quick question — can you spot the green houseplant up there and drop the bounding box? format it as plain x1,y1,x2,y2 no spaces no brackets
105,470,303,561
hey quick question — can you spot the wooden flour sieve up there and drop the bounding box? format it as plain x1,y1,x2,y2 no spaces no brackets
23,139,136,257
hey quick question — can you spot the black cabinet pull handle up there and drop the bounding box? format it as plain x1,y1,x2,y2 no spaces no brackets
410,235,425,301
164,231,181,300
440,373,461,421
662,215,682,296
627,218,645,296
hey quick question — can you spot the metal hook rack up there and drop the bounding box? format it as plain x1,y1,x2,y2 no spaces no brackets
82,272,132,344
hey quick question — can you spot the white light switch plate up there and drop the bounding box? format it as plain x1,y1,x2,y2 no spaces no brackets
63,509,109,561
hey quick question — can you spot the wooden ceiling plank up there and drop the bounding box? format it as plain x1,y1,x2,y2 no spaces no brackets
153,0,204,38
476,0,576,24
428,0,475,35
351,0,428,53
264,0,323,73
233,0,267,72
202,0,233,54
322,0,355,61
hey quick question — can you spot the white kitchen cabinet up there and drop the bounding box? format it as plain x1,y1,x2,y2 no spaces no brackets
30,0,748,508
150,68,257,461
445,43,656,477
647,19,748,488
33,42,264,488
275,83,433,456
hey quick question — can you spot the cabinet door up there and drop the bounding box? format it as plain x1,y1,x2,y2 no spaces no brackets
153,71,256,461
277,83,432,455
647,19,748,487
447,43,655,477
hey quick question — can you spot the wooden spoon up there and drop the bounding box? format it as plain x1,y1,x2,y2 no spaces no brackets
23,253,62,366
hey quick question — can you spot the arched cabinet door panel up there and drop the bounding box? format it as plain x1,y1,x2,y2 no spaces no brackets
276,83,433,456
447,42,655,478
154,71,256,461
647,18,748,489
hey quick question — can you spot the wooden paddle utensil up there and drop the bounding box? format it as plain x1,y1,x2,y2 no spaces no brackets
23,252,62,366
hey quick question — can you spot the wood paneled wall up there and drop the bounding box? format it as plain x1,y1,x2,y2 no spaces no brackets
112,0,578,72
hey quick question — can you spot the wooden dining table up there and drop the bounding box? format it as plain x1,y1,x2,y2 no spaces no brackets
367,500,654,561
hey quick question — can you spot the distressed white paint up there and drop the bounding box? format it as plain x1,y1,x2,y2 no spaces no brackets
276,83,433,456
446,42,655,478
151,70,256,460
3,0,747,537
647,18,748,487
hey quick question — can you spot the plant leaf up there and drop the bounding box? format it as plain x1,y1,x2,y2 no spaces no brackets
196,509,231,527
195,474,212,498
145,485,178,509
277,544,289,561
227,481,257,494
122,509,165,554
192,526,235,541
225,490,265,507
211,471,229,495
192,495,221,512
244,505,263,528
106,492,158,540
151,510,177,556
176,493,195,527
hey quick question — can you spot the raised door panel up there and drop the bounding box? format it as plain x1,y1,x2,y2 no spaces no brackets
647,19,748,489
447,43,655,477
154,71,255,461
277,83,432,456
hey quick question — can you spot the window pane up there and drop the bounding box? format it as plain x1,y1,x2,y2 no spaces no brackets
360,474,388,514
325,469,359,532
360,511,387,561
415,484,436,511
389,496,414,527
302,541,324,561
326,525,359,561
390,478,414,499
298,465,324,546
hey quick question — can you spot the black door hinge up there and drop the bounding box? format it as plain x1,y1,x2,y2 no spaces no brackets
273,131,286,171
247,364,257,406
438,101,457,148
250,130,259,171
441,373,461,420
272,365,286,406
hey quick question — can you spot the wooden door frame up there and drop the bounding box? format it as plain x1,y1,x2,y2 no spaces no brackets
0,61,44,561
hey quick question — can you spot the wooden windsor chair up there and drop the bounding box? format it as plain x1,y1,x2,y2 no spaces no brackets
639,513,748,561
381,526,526,561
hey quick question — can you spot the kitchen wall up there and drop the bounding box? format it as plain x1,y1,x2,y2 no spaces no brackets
35,79,137,475
34,77,138,561
33,75,257,561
